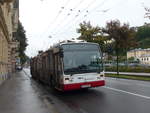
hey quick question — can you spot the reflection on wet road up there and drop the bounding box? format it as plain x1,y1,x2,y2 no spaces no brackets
0,71,51,113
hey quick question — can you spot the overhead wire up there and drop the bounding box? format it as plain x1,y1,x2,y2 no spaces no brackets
40,0,71,38
53,0,109,37
40,0,125,51
48,0,71,28
54,0,86,26
49,0,71,26
72,0,85,10
80,0,97,13
51,0,99,37
88,0,126,16
49,0,86,37
41,0,71,49
88,0,109,13
82,0,110,22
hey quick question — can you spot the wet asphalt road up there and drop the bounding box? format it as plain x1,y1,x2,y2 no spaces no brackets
24,68,150,113
1,68,150,113
55,79,150,113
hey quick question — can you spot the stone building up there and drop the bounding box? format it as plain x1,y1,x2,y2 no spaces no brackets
127,48,150,65
140,54,150,65
0,0,19,85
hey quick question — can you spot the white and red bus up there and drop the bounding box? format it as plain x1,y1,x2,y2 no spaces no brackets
30,40,105,91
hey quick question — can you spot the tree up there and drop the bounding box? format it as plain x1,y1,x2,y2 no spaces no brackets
77,21,108,52
77,21,101,41
136,24,150,40
102,20,137,75
135,24,150,48
16,21,28,65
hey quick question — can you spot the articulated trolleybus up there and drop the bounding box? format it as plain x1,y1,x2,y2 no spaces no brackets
30,40,105,91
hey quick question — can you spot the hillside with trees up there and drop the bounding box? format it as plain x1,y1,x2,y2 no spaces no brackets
135,23,150,49
77,20,150,53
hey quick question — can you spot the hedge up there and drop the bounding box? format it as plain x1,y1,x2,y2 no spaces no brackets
105,66,150,73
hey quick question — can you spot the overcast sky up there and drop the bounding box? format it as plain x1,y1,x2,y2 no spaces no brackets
19,0,150,57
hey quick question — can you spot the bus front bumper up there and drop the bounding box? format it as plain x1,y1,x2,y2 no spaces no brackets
63,80,105,91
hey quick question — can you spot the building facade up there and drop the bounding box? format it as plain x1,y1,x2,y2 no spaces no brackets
0,0,19,85
127,48,150,65
140,54,150,65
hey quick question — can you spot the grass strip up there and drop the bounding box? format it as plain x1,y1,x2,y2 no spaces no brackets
105,74,150,81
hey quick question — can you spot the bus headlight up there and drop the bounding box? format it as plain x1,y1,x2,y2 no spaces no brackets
65,78,70,80
64,77,70,83
100,74,104,77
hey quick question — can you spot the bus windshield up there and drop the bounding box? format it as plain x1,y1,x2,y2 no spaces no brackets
62,43,103,75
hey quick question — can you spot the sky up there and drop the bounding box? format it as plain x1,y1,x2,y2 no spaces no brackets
19,0,150,57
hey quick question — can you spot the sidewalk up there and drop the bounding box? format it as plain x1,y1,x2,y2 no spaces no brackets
0,71,53,113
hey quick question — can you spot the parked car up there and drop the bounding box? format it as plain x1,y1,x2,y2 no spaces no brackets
16,65,22,70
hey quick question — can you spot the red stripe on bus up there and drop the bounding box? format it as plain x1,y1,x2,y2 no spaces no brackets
63,80,105,91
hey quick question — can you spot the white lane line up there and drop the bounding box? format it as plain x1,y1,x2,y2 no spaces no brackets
104,86,150,99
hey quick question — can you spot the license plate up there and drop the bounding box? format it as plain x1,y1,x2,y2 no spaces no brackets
81,84,91,88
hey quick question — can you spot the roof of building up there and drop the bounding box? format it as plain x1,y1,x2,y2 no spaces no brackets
128,48,150,52
141,54,150,57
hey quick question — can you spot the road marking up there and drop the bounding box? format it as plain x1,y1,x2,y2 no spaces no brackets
104,86,150,99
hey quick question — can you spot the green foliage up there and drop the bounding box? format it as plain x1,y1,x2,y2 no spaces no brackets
77,20,139,75
128,57,135,61
77,21,101,41
136,24,150,48
106,66,150,73
77,21,108,52
136,25,150,40
16,21,28,64
138,38,150,48
103,20,137,51
106,74,150,81
102,20,137,74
